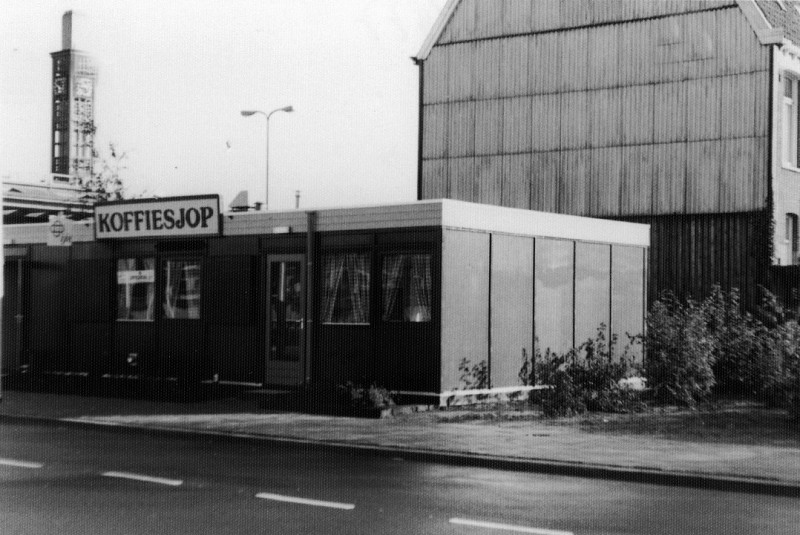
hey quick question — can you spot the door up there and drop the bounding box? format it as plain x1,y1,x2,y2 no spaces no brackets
266,254,305,386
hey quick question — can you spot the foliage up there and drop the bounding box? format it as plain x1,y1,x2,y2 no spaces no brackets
643,293,716,406
458,358,489,390
338,382,395,409
75,119,127,201
700,287,780,397
533,326,643,417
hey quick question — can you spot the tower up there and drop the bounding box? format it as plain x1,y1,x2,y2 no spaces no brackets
50,10,96,185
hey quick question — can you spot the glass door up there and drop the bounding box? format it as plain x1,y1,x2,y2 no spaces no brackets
266,254,305,386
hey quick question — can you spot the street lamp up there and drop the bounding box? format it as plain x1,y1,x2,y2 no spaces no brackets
241,105,294,210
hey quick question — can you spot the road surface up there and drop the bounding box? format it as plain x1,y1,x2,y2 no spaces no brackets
1,419,798,534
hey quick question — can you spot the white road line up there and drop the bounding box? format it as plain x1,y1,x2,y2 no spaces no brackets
449,517,574,535
0,458,43,469
102,471,183,487
255,492,355,510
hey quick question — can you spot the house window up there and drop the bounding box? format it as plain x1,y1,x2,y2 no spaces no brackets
787,213,799,264
320,252,370,324
783,76,799,168
381,253,432,322
163,258,202,319
117,258,155,321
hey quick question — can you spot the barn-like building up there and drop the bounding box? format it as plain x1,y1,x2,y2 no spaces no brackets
415,0,800,308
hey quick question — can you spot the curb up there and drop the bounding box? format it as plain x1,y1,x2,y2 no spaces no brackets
3,413,800,498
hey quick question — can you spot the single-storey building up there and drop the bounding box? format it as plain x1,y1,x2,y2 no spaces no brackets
2,195,649,405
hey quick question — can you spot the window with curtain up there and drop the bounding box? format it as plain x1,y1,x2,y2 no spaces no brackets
382,253,432,322
163,258,202,319
320,252,370,324
117,258,155,321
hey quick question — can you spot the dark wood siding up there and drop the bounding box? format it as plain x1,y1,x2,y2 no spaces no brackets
619,211,771,309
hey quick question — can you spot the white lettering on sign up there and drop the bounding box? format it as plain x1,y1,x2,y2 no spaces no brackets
117,270,155,285
95,196,220,239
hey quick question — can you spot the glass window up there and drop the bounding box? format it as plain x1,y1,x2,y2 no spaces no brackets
163,258,202,319
611,246,645,360
117,258,155,321
534,239,574,355
321,253,370,324
575,242,611,347
382,253,432,322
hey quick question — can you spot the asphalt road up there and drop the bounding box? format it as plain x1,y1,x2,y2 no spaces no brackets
1,420,799,535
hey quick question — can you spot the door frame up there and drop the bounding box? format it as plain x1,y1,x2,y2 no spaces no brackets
265,253,306,386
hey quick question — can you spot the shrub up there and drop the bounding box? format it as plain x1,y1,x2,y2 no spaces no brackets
643,294,716,406
703,287,782,398
338,382,395,409
533,326,643,416
458,358,489,390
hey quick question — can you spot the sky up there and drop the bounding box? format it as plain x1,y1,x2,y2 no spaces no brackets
1,0,447,211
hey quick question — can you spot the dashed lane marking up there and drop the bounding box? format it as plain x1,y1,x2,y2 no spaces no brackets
102,471,183,487
0,458,44,469
449,517,574,535
255,492,355,510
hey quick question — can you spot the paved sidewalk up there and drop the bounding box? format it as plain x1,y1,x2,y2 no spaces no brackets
2,391,799,495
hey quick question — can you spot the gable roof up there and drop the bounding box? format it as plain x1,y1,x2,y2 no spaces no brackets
414,0,785,62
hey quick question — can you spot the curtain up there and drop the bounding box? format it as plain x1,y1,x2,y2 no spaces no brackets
382,255,405,321
321,253,370,324
409,254,432,322
163,259,201,319
321,255,346,323
347,253,370,323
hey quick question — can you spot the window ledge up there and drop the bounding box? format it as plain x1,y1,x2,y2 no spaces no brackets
780,164,800,174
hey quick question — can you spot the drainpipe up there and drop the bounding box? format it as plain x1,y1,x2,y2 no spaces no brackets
304,211,317,386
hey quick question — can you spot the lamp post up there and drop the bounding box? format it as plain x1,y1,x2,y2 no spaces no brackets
241,105,294,210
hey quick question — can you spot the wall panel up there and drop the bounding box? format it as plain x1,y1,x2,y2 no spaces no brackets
490,234,533,387
423,47,449,104
475,99,503,155
502,0,533,35
588,25,620,89
449,157,476,202
531,93,561,151
559,30,588,92
475,155,503,206
421,159,449,199
620,144,654,215
422,104,448,159
440,230,490,391
721,72,758,139
447,101,476,158
620,84,654,145
560,91,590,150
473,39,502,99
588,146,622,217
589,89,622,148
529,33,562,94
686,140,722,213
500,36,530,97
686,77,721,141
653,82,688,143
652,143,687,213
448,42,474,101
530,151,560,213
503,96,532,154
559,149,590,215
501,153,531,209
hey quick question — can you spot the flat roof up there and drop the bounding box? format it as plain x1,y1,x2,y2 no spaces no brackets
3,199,649,248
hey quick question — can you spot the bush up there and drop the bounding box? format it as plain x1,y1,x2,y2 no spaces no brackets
704,287,782,398
458,358,489,390
643,294,716,406
338,382,395,409
533,326,643,416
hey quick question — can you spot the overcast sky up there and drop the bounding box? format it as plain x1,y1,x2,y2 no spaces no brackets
1,0,447,210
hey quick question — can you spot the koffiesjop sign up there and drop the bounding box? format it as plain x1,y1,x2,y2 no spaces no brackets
95,195,220,239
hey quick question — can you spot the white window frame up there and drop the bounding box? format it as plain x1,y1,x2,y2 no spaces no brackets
783,74,800,169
